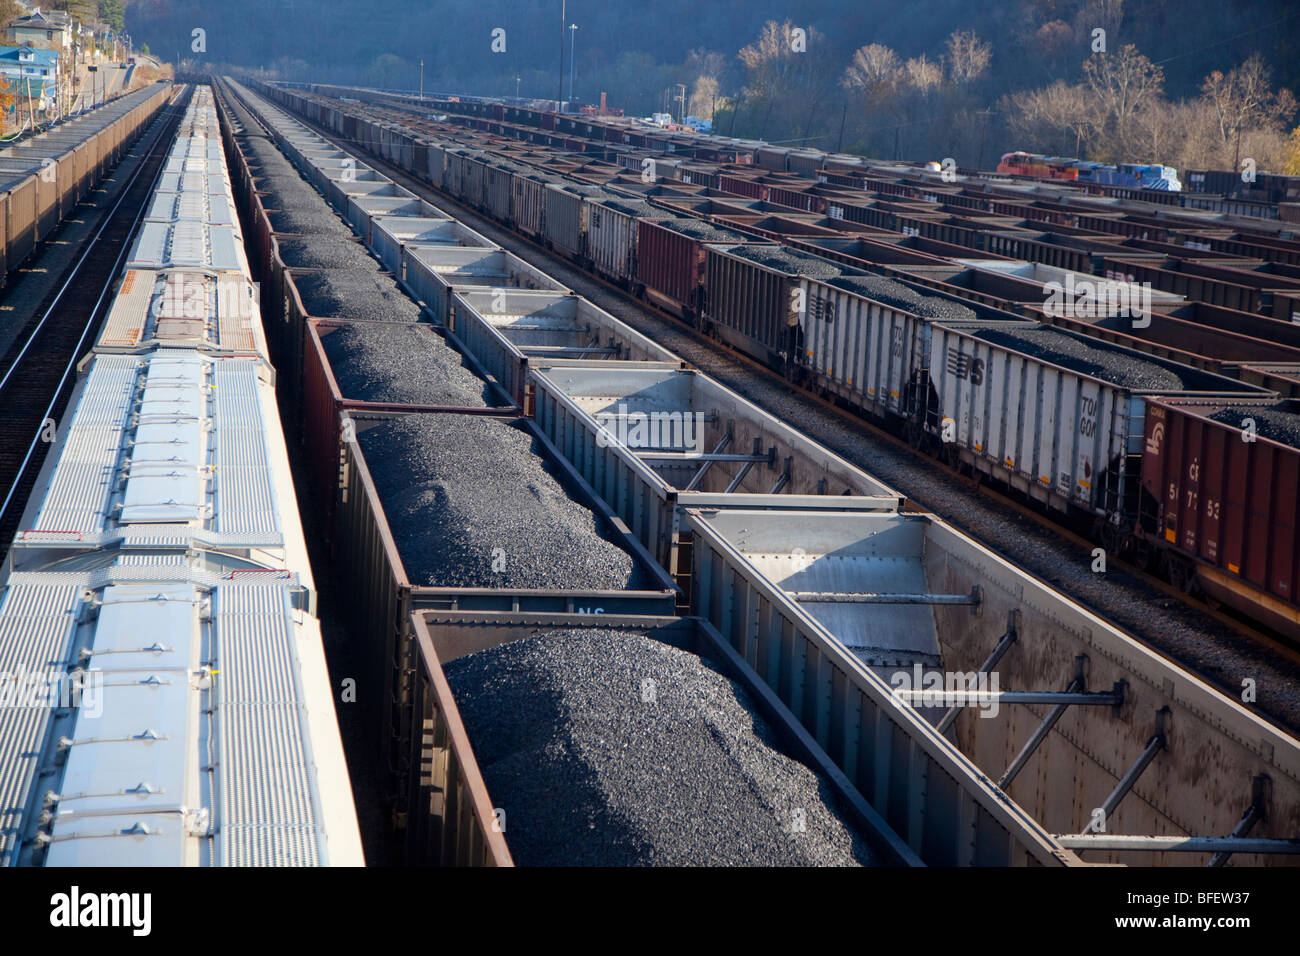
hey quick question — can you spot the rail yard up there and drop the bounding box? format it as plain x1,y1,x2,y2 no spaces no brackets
0,61,1297,882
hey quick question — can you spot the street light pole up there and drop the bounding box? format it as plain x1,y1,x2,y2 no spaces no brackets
1233,124,1242,182
568,24,577,109
557,0,565,112
419,59,423,101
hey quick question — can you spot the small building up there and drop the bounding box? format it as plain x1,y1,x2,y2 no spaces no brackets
3,75,49,118
8,9,73,51
0,46,60,111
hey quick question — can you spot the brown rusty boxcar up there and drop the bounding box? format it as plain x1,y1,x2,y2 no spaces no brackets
636,217,773,320
1140,397,1300,638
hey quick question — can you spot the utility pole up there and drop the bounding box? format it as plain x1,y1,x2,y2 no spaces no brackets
557,0,565,112
1233,124,1243,185
836,100,847,153
977,107,992,172
676,83,685,123
568,23,577,109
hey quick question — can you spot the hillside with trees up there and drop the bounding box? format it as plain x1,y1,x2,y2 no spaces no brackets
126,0,1300,172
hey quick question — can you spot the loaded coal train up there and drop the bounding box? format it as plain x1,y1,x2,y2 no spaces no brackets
296,79,1300,212
0,83,170,286
215,76,1300,868
258,81,1300,644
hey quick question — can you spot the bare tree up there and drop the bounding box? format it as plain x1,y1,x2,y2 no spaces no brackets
905,54,943,95
842,43,900,105
1082,44,1164,130
686,49,727,83
1201,54,1299,146
840,43,903,156
1129,98,1183,162
737,21,791,101
689,75,719,120
737,20,832,141
1074,0,1125,46
684,48,726,121
945,30,992,85
1006,80,1100,156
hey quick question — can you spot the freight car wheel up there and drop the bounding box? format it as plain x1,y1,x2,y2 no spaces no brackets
1099,521,1122,556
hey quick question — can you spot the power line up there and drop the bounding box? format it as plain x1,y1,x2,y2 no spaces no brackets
1150,8,1300,67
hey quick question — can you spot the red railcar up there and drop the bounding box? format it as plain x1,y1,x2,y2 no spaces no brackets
1140,398,1300,638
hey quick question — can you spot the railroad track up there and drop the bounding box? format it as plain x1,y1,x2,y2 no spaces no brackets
231,85,1300,737
0,86,190,555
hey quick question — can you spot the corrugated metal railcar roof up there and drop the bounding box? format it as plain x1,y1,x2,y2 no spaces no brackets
0,567,341,866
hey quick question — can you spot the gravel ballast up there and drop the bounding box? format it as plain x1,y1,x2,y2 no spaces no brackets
358,414,645,589
972,326,1235,391
444,628,877,867
322,323,492,406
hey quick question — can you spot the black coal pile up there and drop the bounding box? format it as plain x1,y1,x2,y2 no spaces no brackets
266,204,346,235
558,184,608,197
358,415,644,589
292,270,424,323
257,168,316,189
277,236,379,271
830,275,977,321
598,199,666,218
322,323,492,407
660,218,751,242
973,326,1225,391
444,628,878,867
728,245,845,279
1209,404,1300,449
